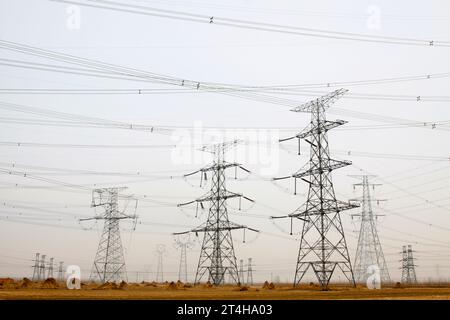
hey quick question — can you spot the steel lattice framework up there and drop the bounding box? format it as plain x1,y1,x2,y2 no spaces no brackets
32,253,40,281
401,245,418,284
351,175,390,284
174,234,195,283
175,141,258,286
81,187,137,283
247,258,254,285
58,261,64,282
273,89,358,290
155,244,166,283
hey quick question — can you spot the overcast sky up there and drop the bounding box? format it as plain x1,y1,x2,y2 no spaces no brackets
0,0,450,284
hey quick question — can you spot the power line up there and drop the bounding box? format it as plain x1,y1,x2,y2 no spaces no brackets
2,41,450,129
4,57,450,91
51,0,450,47
6,86,450,103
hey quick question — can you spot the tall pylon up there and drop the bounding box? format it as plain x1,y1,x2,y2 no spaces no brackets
155,244,166,283
58,261,64,282
47,257,54,278
174,234,195,283
273,89,359,290
350,175,390,284
401,245,418,284
247,258,254,285
32,253,40,281
80,187,138,283
39,254,46,280
239,259,244,283
175,140,258,286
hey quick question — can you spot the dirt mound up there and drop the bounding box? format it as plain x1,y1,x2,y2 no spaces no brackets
235,286,249,291
262,281,275,290
167,281,178,290
144,281,158,287
183,283,193,288
202,281,213,288
0,278,16,289
19,278,32,289
95,282,119,290
119,281,128,289
394,282,403,289
41,278,59,289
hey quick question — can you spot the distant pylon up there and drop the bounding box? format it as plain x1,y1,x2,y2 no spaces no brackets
39,254,46,280
155,244,166,283
47,257,54,278
80,187,138,283
178,248,186,283
401,245,418,284
239,259,244,283
175,140,258,286
58,261,64,282
247,258,254,285
174,234,195,283
32,253,40,281
273,89,359,290
350,175,391,284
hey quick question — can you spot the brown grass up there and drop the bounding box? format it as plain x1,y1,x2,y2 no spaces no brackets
1,279,450,300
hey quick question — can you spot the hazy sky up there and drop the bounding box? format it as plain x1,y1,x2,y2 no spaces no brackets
0,0,450,284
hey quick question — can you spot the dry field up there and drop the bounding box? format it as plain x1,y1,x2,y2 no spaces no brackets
1,278,450,300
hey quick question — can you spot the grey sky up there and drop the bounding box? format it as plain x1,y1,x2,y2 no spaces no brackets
0,0,449,283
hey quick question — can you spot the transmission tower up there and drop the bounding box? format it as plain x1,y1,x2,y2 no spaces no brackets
401,245,418,284
155,244,166,283
39,254,46,280
32,253,40,281
273,89,359,290
58,261,64,282
175,140,258,286
174,234,195,283
47,257,54,278
247,258,253,285
350,175,390,284
80,187,138,283
239,259,244,283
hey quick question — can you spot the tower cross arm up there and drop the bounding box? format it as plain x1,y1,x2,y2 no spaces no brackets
289,199,359,218
173,222,259,235
182,190,250,204
293,159,352,178
278,120,347,143
79,214,136,222
290,88,348,113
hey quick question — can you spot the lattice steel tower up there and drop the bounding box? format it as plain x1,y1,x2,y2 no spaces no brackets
155,244,166,283
239,259,244,283
401,245,417,284
80,187,137,283
47,257,54,278
174,234,195,283
58,261,64,282
273,89,358,290
39,254,46,280
351,175,390,283
247,258,254,285
32,253,40,281
175,141,258,286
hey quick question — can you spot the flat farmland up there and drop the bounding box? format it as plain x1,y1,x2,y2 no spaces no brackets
1,279,450,300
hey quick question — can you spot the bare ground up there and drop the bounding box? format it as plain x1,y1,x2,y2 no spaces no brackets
1,278,450,300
